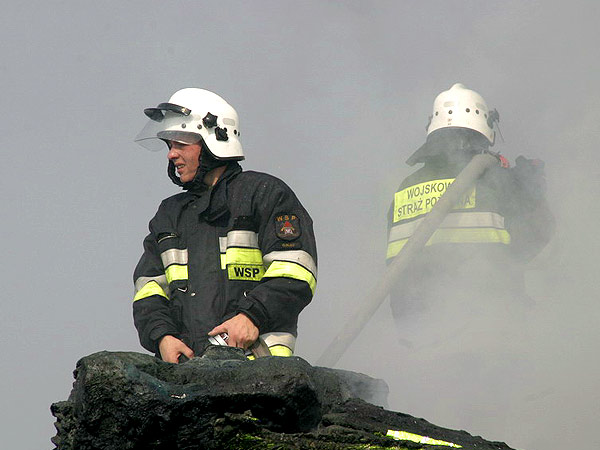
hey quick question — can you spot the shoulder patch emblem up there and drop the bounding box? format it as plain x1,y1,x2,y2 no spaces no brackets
275,214,301,240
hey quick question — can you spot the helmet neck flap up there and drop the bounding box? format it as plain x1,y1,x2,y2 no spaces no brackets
406,128,490,167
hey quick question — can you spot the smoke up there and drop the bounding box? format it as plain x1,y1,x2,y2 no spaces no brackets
293,5,600,450
1,2,598,450
302,112,599,449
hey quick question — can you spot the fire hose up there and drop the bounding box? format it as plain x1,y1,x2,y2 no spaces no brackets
316,152,500,367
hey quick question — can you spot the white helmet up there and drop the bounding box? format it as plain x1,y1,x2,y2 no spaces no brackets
135,88,244,160
426,83,498,145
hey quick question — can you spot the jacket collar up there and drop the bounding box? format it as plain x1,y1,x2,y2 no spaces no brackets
190,162,242,222
406,128,489,167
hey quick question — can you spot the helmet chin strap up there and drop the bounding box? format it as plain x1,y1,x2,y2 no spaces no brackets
167,142,229,191
167,159,185,187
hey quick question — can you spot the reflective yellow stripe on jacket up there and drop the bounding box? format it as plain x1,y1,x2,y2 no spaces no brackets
224,230,265,281
133,276,169,302
263,250,317,294
160,248,189,284
133,246,189,302
164,264,189,284
226,247,265,281
222,232,317,292
387,211,510,259
268,345,293,357
246,332,296,359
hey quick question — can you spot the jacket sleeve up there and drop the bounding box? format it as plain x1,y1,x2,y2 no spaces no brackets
498,157,555,261
132,204,181,353
235,178,317,334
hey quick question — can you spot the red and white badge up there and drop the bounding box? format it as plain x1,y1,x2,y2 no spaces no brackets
275,214,301,240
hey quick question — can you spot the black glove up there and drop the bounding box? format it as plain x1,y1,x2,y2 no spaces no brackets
512,155,547,201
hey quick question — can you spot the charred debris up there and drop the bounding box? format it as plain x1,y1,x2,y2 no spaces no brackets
51,349,516,450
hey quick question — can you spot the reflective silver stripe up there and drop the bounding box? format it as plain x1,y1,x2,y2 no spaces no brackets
261,332,296,352
226,230,259,248
219,236,228,253
134,275,168,295
389,211,506,243
263,250,317,277
219,237,228,269
160,248,188,267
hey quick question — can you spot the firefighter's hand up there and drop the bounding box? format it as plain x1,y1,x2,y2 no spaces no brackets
158,335,194,363
209,313,259,349
513,155,547,200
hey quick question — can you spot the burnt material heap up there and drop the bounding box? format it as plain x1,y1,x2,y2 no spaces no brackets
51,349,516,450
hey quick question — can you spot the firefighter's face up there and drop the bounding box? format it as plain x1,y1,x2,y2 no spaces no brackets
167,141,201,183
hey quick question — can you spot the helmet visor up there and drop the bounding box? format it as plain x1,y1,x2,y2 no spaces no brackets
134,107,201,151
157,130,202,145
143,102,191,121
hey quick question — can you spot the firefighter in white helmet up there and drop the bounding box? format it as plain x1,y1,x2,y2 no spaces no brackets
385,83,554,425
133,88,317,363
387,82,553,281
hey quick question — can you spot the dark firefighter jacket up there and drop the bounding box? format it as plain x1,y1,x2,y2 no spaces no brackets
386,146,554,314
133,162,317,356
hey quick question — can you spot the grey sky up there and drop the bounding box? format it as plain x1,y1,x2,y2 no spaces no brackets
1,2,598,449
